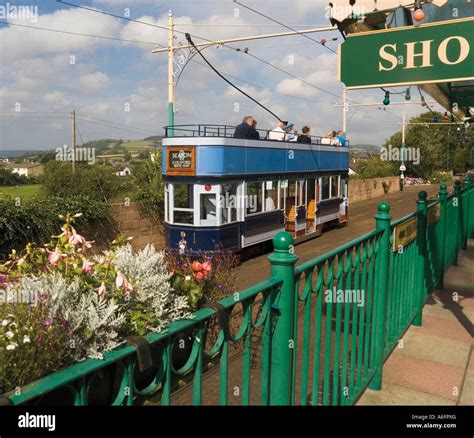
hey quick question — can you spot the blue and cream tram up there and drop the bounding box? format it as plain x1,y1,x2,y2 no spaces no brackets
162,125,350,253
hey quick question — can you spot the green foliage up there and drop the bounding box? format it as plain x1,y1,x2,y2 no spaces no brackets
41,161,131,202
353,155,398,179
131,153,164,223
382,111,472,179
0,196,116,260
0,168,29,186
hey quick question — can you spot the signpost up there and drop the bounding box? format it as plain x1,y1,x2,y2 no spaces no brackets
339,17,474,89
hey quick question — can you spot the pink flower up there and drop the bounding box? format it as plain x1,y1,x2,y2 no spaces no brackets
69,233,85,246
82,259,94,275
46,248,62,267
97,282,107,296
191,261,203,272
202,261,212,277
116,272,133,293
194,271,204,281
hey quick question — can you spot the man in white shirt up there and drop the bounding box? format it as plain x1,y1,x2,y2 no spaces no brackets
268,121,286,141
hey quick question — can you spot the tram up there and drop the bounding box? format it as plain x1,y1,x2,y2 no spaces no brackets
162,125,350,253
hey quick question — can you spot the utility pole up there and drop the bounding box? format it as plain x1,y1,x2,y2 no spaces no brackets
400,110,406,191
72,110,76,173
168,10,175,136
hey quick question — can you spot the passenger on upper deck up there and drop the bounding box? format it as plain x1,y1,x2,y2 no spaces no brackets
233,116,260,140
323,130,341,146
268,121,287,141
297,126,311,144
336,130,347,147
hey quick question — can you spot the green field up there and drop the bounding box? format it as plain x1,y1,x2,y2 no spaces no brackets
0,185,42,201
121,140,155,151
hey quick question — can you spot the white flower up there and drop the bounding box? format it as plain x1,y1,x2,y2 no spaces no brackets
5,331,14,339
6,343,17,351
23,335,31,344
1,319,9,326
185,275,191,281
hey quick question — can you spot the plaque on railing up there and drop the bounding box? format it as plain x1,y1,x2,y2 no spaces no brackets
392,217,417,251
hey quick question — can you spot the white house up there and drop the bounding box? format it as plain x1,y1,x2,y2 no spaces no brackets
2,163,44,177
115,166,131,177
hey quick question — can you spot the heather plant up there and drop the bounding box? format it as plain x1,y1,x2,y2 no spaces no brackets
0,297,73,394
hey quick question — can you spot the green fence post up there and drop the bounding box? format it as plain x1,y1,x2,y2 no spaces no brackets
438,184,448,284
454,180,462,266
413,191,428,327
464,176,471,245
368,202,391,391
470,177,474,239
463,175,474,241
268,231,298,405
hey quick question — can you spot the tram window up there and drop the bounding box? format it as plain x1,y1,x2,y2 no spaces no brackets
322,177,330,200
340,178,346,199
331,176,339,199
221,182,239,224
246,182,263,215
200,194,217,226
174,184,194,209
174,211,194,225
264,181,278,211
280,180,288,213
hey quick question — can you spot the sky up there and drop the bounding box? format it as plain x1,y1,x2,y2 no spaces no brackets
0,0,445,151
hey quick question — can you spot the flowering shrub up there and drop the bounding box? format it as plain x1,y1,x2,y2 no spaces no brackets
0,214,191,393
166,250,238,310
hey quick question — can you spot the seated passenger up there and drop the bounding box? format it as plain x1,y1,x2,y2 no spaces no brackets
234,116,260,140
268,121,287,141
297,126,311,144
324,130,340,146
336,130,347,147
285,123,298,142
265,195,276,211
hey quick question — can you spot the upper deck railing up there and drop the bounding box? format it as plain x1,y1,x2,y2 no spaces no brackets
163,125,349,147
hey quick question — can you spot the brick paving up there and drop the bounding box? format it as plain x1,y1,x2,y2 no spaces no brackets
358,240,474,406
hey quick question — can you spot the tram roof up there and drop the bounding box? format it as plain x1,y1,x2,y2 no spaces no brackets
162,125,349,179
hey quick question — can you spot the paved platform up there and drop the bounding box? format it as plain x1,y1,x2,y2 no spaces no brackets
358,240,474,406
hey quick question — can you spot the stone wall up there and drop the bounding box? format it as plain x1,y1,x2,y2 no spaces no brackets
349,176,400,204
108,202,165,252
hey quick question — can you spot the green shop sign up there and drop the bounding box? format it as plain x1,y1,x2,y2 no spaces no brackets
339,17,474,89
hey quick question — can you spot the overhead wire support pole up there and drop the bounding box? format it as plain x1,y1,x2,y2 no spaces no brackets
168,10,175,136
152,26,336,53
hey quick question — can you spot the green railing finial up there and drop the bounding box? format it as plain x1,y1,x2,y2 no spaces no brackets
272,231,294,253
418,190,428,202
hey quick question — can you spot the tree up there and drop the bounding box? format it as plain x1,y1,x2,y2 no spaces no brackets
41,162,131,202
381,111,472,179
355,155,398,179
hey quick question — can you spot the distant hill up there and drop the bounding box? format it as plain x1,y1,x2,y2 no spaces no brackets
349,144,381,158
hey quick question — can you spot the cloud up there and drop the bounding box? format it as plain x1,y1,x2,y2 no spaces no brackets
79,72,110,94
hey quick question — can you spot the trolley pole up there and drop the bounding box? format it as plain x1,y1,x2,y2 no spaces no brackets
168,10,175,136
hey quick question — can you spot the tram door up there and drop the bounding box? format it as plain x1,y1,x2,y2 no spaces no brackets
306,178,316,234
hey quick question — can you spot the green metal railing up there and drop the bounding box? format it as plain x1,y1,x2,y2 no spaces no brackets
3,179,473,406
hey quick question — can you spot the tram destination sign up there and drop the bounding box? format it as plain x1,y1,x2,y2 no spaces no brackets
339,17,474,89
166,147,196,176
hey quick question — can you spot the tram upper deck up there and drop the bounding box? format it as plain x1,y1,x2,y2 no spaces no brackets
162,125,349,178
